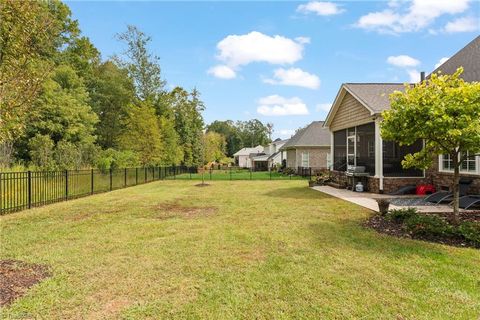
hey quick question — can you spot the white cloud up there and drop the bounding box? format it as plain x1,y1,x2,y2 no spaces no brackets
297,1,344,16
264,67,320,89
434,57,449,69
295,36,311,44
316,103,332,112
207,65,236,79
215,31,306,67
257,95,309,116
407,69,421,83
387,55,421,68
356,0,471,34
278,129,296,137
444,16,479,33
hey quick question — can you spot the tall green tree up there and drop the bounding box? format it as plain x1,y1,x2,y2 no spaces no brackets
206,120,242,157
115,25,165,101
381,68,480,222
119,102,163,166
21,65,98,154
0,0,79,143
169,87,205,166
89,61,135,149
237,119,271,148
204,132,227,163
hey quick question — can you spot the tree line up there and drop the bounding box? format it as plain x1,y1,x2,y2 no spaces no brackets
0,0,272,171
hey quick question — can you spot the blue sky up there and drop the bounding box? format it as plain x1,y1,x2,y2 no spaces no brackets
67,1,479,139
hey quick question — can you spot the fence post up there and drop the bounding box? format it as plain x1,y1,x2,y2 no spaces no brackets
229,167,232,180
189,167,192,180
124,168,127,187
209,168,212,180
110,168,113,191
270,168,272,180
250,168,252,180
144,167,147,183
135,168,138,185
65,169,68,200
309,167,312,180
27,171,32,209
174,166,176,180
91,169,94,195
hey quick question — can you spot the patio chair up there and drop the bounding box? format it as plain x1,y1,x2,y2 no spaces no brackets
424,179,472,204
389,185,417,195
459,195,480,210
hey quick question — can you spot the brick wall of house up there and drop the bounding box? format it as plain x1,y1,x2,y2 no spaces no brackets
294,147,329,170
427,156,480,194
286,149,297,168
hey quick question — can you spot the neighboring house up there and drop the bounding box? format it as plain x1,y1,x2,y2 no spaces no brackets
233,145,264,168
324,36,480,194
251,138,289,171
279,121,331,173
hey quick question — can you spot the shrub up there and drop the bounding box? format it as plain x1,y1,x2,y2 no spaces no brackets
405,214,453,237
28,134,55,170
457,221,480,245
387,208,418,222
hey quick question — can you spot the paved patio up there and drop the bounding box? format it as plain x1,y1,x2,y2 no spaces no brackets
312,186,455,213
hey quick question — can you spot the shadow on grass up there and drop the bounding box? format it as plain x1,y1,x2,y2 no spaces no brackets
307,219,449,258
263,186,334,200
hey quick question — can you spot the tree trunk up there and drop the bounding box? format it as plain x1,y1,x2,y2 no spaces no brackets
452,154,460,224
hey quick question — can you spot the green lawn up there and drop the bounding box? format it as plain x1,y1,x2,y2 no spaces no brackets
1,181,479,319
173,169,307,180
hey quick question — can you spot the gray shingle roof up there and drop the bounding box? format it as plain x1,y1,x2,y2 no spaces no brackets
428,36,480,82
344,83,408,114
280,121,330,149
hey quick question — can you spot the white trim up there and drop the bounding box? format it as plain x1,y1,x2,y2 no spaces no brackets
438,154,480,175
325,85,376,127
374,118,384,191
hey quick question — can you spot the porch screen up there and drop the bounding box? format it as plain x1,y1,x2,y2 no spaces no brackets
383,139,423,177
333,129,347,171
355,123,375,176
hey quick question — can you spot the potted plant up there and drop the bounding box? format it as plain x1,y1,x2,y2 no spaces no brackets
376,198,390,215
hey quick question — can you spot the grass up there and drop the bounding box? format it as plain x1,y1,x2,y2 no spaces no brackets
175,169,306,180
1,180,479,319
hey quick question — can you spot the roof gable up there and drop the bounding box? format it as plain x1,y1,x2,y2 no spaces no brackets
429,36,480,82
325,83,408,127
280,121,330,149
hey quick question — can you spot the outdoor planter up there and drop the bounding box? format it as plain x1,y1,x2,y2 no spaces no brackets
376,198,390,215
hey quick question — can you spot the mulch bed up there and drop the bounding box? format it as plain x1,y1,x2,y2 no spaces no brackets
0,260,51,306
364,212,480,249
194,183,210,187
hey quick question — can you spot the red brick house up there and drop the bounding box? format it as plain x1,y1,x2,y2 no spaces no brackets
324,36,479,194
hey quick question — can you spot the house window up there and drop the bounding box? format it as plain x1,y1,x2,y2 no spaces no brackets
442,154,454,171
301,151,309,167
441,151,478,173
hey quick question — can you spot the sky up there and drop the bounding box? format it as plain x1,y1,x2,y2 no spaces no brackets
67,0,480,140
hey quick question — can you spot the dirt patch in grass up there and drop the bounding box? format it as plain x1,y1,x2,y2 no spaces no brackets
67,207,124,222
0,260,51,306
364,214,479,249
154,202,217,219
194,183,210,187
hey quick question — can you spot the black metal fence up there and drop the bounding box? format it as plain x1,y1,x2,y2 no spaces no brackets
0,166,311,214
0,166,190,214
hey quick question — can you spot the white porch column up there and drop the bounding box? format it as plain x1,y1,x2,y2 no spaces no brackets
330,131,334,170
374,117,384,192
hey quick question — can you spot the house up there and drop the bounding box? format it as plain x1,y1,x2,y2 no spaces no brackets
233,145,264,168
324,36,480,194
279,121,331,173
250,138,289,171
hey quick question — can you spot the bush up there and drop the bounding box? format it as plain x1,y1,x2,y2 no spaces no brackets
387,208,418,222
404,214,453,237
457,221,480,245
28,134,55,170
54,141,82,170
